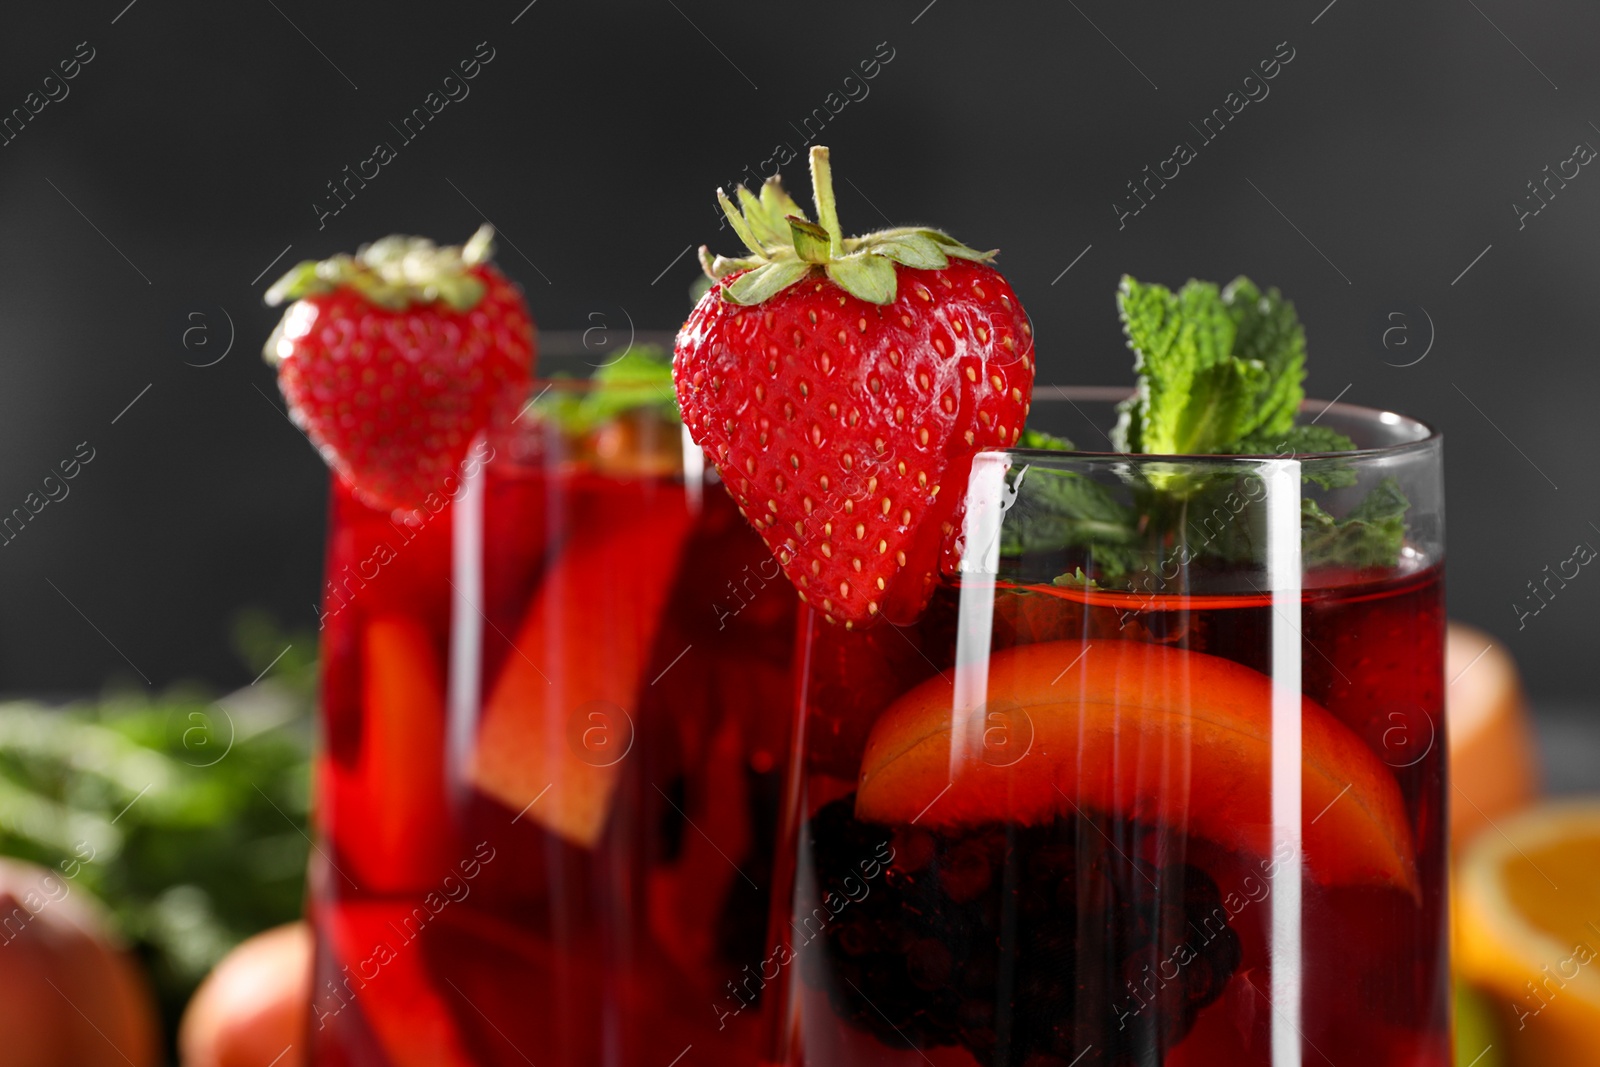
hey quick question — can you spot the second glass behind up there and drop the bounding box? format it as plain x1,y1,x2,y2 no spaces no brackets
307,377,795,1066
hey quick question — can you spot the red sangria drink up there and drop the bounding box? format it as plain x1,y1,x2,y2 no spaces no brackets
307,386,791,1067
777,394,1449,1066
264,233,793,1066
667,165,1449,1067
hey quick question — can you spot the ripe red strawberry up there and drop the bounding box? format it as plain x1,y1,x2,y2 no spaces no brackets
263,225,534,511
674,148,1034,627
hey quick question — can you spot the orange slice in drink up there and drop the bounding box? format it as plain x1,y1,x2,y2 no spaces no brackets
856,639,1418,894
318,902,475,1067
469,482,695,847
330,615,454,891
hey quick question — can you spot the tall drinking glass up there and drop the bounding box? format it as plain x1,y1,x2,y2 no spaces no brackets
770,390,1447,1066
306,379,794,1066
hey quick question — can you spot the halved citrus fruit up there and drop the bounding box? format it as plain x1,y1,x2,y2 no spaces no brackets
856,639,1418,894
1456,800,1600,1066
1453,981,1506,1067
1447,621,1539,849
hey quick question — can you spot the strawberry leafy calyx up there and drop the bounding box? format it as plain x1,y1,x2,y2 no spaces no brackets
700,146,996,307
262,224,496,326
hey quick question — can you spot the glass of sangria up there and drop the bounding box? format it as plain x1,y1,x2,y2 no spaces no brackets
768,390,1448,1067
305,356,795,1067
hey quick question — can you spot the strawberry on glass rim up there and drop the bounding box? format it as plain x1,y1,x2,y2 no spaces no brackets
674,146,1035,627
263,224,535,512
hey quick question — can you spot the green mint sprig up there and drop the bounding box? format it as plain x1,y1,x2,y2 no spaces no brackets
1111,275,1343,458
532,345,682,434
1000,462,1143,580
1003,275,1409,584
1301,478,1408,568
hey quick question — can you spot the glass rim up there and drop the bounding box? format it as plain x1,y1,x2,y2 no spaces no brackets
1010,384,1441,465
511,381,1442,462
522,375,673,393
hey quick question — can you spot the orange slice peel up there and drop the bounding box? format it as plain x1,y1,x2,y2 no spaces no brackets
856,639,1418,896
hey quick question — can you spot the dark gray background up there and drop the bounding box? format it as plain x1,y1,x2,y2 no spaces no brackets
0,0,1593,707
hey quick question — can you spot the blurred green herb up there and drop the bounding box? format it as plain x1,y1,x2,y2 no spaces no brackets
1017,428,1075,452
0,610,315,1040
1052,567,1104,592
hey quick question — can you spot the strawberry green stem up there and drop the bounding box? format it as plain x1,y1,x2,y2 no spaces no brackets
263,224,496,312
809,146,844,259
462,224,494,266
701,146,996,307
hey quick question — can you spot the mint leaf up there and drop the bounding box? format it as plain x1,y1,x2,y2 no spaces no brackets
535,346,681,434
1174,357,1269,454
1018,275,1411,580
1000,466,1141,581
1112,277,1241,454
1301,478,1409,568
1018,428,1076,451
1113,275,1318,457
1222,277,1305,439
1234,423,1355,456
1232,423,1359,489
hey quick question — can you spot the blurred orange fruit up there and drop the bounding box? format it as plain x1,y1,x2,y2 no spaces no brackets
1456,800,1600,1066
0,857,160,1067
1447,622,1540,849
179,922,309,1067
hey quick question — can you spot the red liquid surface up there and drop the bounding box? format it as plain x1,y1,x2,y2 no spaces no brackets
772,564,1449,1067
307,457,795,1067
